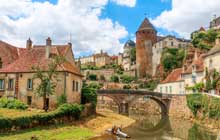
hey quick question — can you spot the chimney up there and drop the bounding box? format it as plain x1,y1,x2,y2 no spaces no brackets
0,58,2,69
215,35,220,45
46,37,52,58
26,38,32,50
68,42,72,47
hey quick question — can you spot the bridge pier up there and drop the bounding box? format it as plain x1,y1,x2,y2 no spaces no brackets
119,103,129,115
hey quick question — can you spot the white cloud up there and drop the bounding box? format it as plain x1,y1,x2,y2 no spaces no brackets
0,0,131,56
111,0,136,7
152,0,220,39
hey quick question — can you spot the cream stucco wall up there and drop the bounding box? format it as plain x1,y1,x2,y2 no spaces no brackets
204,53,220,71
155,81,185,94
0,71,82,110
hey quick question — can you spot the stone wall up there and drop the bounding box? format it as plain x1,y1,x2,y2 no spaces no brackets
168,95,192,119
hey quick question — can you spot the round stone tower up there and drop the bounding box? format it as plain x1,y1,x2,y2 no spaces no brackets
136,18,157,78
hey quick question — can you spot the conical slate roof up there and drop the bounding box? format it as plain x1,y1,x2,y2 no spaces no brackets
137,18,156,31
124,39,135,47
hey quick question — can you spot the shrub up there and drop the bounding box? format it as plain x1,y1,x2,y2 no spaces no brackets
0,103,84,131
110,75,119,83
88,74,97,81
0,98,28,110
120,75,135,84
57,94,67,107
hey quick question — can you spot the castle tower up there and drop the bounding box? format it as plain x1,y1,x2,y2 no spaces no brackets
136,18,157,78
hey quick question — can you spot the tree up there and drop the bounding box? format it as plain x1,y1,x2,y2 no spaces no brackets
130,47,136,63
88,74,97,81
32,56,66,111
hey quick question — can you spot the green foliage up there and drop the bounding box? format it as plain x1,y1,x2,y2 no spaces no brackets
120,75,135,84
87,74,97,81
81,65,100,70
130,47,136,63
0,98,28,110
0,103,83,132
187,94,220,118
188,123,217,140
99,75,105,81
57,94,67,107
110,75,119,83
192,29,219,51
139,79,159,91
81,83,98,108
161,48,185,72
32,56,66,111
186,82,205,93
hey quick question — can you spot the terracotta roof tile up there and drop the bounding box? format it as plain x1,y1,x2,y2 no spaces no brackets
182,54,204,74
161,68,182,83
0,44,81,76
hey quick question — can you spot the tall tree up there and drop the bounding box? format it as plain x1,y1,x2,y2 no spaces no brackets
32,56,66,111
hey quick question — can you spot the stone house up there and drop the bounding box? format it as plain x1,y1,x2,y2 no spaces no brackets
0,38,83,109
181,52,205,93
155,68,185,94
94,50,111,67
122,40,135,71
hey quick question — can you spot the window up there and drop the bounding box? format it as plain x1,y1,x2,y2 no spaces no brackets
169,86,172,94
76,81,79,92
0,79,5,90
160,87,162,93
8,79,14,90
166,86,168,93
27,79,33,90
72,80,75,91
27,96,32,105
171,42,174,46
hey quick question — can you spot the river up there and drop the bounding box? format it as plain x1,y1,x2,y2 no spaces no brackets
90,108,220,140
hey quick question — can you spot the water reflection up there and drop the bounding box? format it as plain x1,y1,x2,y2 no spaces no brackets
91,107,219,140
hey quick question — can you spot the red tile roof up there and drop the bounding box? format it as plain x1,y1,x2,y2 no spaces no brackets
0,41,25,68
182,54,204,74
0,43,81,76
161,68,183,83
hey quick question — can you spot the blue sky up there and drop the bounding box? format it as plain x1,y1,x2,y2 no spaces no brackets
33,0,174,43
1,0,219,57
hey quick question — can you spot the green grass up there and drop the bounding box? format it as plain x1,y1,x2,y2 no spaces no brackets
0,108,45,118
0,125,94,140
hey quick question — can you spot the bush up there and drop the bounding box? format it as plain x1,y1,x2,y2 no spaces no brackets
57,94,67,107
0,103,84,131
0,98,28,110
120,75,135,84
88,74,97,81
110,75,119,83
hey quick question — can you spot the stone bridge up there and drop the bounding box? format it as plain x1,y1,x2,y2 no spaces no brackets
97,89,191,118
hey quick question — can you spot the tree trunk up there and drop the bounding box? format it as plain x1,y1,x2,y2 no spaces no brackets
43,93,47,112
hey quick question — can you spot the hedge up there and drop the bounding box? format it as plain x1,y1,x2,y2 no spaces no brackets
0,103,83,132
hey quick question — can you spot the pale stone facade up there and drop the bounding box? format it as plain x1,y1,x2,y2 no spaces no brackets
122,40,135,71
155,81,185,94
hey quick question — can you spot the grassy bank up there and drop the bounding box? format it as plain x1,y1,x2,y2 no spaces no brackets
0,125,94,140
0,109,135,140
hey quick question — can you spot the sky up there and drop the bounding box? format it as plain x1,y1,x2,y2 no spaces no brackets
0,0,220,57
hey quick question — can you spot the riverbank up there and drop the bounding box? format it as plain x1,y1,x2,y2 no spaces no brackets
79,109,136,134
0,109,135,140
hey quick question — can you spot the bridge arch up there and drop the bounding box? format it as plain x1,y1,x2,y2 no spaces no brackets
128,95,168,116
